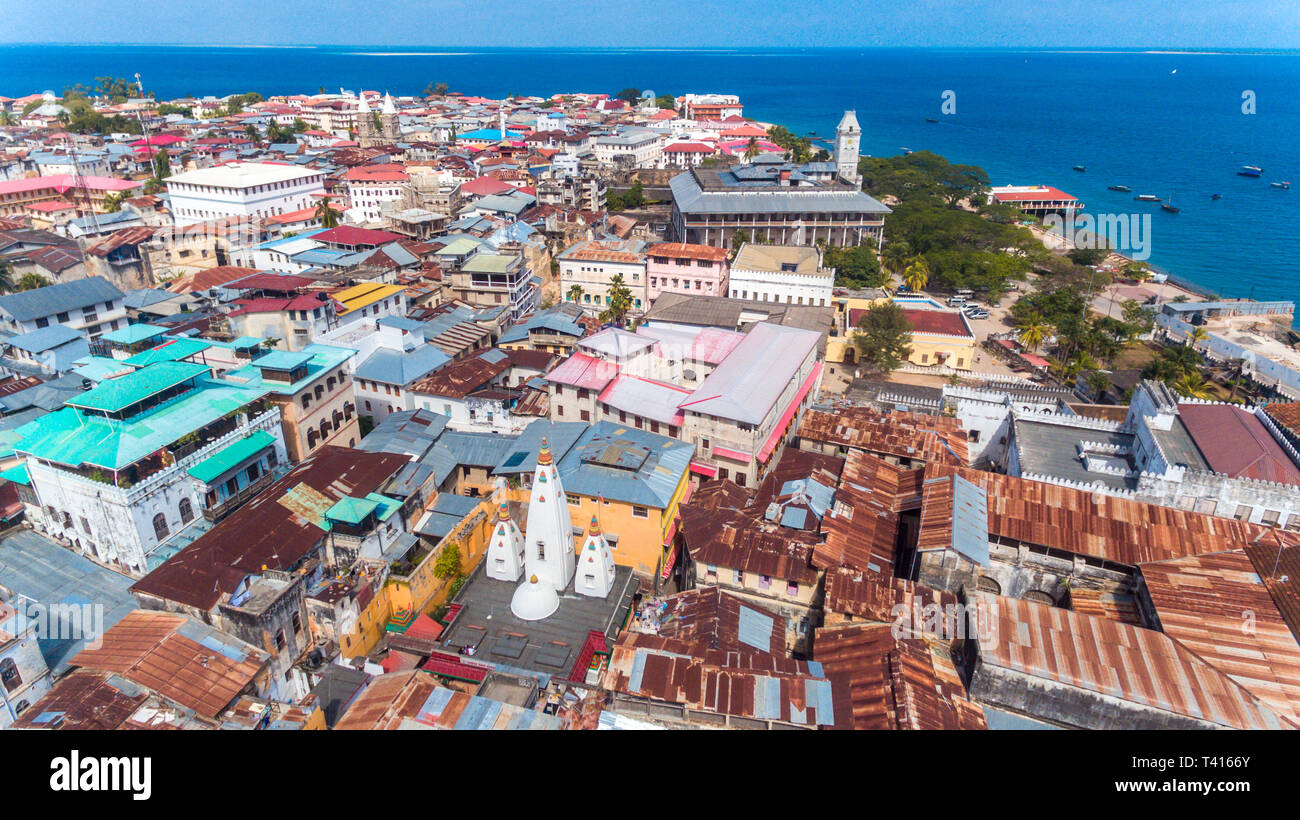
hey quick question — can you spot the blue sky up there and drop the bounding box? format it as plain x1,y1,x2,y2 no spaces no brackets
3,0,1298,48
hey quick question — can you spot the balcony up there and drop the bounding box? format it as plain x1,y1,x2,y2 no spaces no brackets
201,469,277,523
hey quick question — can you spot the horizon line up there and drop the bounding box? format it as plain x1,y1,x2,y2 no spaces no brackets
3,43,1300,52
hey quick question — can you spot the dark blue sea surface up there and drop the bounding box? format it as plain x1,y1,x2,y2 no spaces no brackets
3,45,1298,302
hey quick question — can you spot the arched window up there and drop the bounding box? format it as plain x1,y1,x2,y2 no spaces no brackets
179,498,194,525
975,576,1001,595
1023,590,1055,606
300,395,311,410
153,513,169,542
307,429,318,449
327,376,336,391
314,385,324,401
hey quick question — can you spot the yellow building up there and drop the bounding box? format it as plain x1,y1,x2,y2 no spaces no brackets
827,295,977,373
332,282,408,319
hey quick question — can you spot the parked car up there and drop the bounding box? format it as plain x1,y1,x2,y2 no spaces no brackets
965,308,990,319
947,296,967,307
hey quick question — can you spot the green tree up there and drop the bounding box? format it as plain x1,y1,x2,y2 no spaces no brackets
292,117,308,133
824,244,885,290
1017,314,1052,352
1172,371,1213,399
266,122,296,143
567,283,584,304
0,260,12,294
16,272,51,291
731,228,750,250
262,337,282,350
852,301,914,374
153,148,171,180
1067,247,1107,267
102,191,126,213
314,198,340,228
902,257,930,293
881,240,912,278
743,137,760,161
654,94,676,110
1187,326,1209,348
434,542,463,579
615,88,642,103
601,274,634,325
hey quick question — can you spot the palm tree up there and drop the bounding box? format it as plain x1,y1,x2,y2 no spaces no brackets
0,260,13,294
902,257,930,293
1187,326,1209,348
16,273,51,291
1123,260,1151,283
744,137,760,161
600,273,633,325
881,241,912,278
1018,315,1052,353
567,284,584,305
1173,371,1213,399
314,198,340,229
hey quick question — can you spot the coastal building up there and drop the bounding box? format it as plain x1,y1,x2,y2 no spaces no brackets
12,360,288,575
727,243,833,307
0,175,143,218
557,238,648,314
166,162,327,227
834,110,862,187
0,596,53,727
988,185,1081,219
645,242,729,302
668,155,890,248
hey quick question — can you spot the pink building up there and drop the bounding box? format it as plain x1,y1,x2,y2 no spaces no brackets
645,243,730,302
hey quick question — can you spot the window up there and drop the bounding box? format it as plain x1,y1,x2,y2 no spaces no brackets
786,581,800,596
152,513,169,542
632,505,648,519
275,630,286,651
0,657,20,692
580,409,590,422
734,569,745,584
79,516,91,534
179,498,194,524
536,540,546,560
968,429,981,443
759,574,772,590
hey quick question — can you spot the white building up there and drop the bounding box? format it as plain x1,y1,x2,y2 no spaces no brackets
12,361,289,576
728,244,835,307
556,238,648,314
343,163,408,223
593,129,663,168
0,276,127,339
166,162,327,227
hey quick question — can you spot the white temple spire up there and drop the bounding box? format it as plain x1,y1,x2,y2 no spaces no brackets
575,515,616,598
522,438,575,591
485,501,525,583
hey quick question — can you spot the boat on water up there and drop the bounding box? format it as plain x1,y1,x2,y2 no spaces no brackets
1211,193,1222,200
925,118,939,123
1073,165,1087,172
1271,181,1291,189
1135,194,1162,202
1108,184,1132,192
1239,165,1263,177
1161,192,1179,213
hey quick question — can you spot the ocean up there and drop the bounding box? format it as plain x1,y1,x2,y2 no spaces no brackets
3,45,1298,304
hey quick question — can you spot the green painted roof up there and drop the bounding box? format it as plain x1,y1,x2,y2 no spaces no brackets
255,351,313,371
123,338,212,368
186,430,276,484
364,492,402,522
72,356,133,382
0,462,30,485
462,253,516,274
233,336,264,348
326,496,379,525
14,375,273,470
66,361,210,413
100,323,167,345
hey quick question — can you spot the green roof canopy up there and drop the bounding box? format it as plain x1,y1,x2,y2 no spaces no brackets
100,323,167,345
124,338,212,368
185,430,276,484
364,492,402,522
66,361,210,413
0,462,30,486
325,496,379,525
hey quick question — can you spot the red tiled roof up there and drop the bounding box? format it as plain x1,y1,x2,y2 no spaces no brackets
312,225,403,247
900,308,973,338
1178,403,1300,485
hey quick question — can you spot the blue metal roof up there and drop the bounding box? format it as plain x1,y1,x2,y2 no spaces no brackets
951,475,990,566
555,421,693,508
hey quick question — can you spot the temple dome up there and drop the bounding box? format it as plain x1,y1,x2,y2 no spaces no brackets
510,574,559,621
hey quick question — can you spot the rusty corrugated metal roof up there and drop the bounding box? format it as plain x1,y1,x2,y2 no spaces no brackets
798,406,970,467
973,592,1296,730
1140,549,1300,727
815,623,986,730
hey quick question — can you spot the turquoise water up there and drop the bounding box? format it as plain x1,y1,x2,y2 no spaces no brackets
3,45,1298,303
